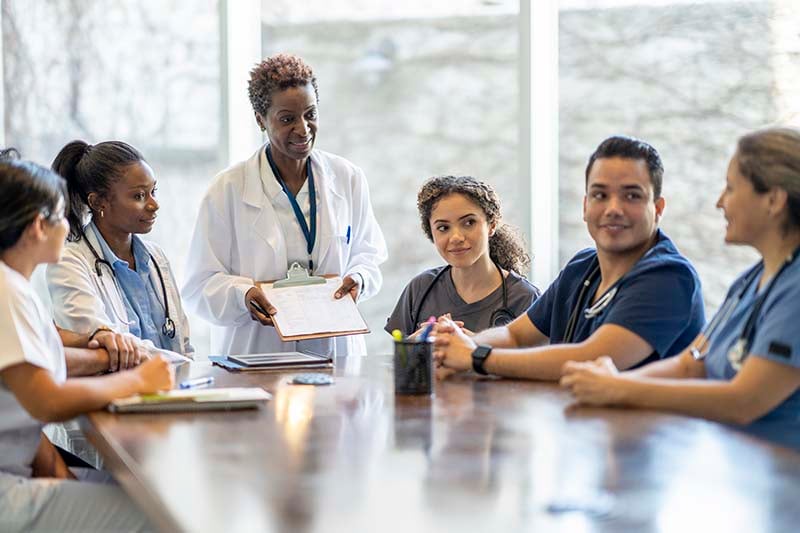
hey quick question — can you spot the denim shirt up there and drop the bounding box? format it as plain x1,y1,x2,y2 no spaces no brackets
89,223,173,350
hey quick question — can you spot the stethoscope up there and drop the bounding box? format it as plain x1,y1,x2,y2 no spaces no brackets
412,261,515,331
691,246,800,370
563,256,620,343
83,230,176,339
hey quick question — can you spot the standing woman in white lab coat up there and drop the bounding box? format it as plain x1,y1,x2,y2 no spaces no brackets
183,53,387,357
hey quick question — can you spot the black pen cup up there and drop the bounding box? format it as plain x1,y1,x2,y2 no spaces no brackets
394,339,434,395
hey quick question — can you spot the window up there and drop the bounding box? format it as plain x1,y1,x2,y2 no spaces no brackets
559,0,800,309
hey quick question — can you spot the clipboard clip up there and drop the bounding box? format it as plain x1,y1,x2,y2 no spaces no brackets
273,262,326,288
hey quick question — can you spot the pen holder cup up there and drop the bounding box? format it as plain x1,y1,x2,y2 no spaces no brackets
394,340,433,395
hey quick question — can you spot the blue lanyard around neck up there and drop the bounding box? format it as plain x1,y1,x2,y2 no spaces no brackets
266,145,317,272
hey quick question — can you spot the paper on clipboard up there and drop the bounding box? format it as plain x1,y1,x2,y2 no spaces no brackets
260,277,369,341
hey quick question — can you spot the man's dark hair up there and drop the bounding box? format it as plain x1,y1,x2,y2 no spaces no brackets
585,135,664,199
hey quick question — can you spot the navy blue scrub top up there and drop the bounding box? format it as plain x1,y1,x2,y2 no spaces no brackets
526,229,705,366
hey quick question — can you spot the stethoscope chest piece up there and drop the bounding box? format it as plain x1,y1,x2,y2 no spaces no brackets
163,316,177,339
728,338,747,371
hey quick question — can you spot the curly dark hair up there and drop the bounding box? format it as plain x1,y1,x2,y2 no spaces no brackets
248,53,319,118
417,175,531,275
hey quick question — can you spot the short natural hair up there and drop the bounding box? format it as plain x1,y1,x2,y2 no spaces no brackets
736,126,800,232
0,160,66,252
248,53,319,117
585,135,664,199
417,175,531,275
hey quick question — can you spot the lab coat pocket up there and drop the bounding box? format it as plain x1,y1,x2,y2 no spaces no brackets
322,233,349,275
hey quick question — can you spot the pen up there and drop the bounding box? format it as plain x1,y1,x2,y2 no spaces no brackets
250,300,270,317
346,225,351,245
418,316,436,342
179,376,215,389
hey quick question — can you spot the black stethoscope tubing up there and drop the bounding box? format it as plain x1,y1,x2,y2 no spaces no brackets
563,257,601,343
412,261,513,331
695,246,800,366
83,232,176,339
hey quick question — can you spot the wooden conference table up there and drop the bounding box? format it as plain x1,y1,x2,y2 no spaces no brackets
81,355,800,533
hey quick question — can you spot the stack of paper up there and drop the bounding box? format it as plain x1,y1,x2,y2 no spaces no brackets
261,277,369,340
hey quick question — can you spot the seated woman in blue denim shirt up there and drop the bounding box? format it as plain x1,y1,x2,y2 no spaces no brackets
46,140,193,370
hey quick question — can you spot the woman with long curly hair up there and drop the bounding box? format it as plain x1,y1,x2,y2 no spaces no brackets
386,175,539,336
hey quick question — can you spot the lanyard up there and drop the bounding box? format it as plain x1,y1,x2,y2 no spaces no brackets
266,145,317,272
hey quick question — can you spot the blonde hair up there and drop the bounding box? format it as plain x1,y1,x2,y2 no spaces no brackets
736,126,800,232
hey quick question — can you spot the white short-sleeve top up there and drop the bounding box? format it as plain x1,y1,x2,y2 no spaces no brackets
0,261,66,477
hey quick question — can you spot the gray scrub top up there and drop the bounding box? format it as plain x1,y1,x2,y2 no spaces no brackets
385,266,540,336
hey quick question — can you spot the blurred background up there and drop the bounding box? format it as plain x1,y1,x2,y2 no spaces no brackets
3,0,798,356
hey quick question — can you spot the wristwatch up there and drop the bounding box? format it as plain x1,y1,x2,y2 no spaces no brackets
471,345,493,375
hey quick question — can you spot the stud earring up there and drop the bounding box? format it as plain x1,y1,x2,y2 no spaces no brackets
100,210,104,218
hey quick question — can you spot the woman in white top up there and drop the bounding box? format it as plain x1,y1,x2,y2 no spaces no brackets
0,158,172,532
47,140,193,367
183,53,387,356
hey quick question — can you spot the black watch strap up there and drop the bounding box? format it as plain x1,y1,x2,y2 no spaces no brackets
471,345,493,375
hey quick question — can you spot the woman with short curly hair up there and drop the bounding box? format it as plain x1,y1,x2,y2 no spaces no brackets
386,176,539,336
184,53,387,356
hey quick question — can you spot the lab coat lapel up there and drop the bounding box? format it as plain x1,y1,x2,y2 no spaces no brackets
242,145,287,270
141,244,183,350
313,154,346,273
83,227,131,332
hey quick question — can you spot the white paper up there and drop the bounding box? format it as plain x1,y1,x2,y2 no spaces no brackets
263,278,368,338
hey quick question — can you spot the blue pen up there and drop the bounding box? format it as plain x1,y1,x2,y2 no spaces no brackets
346,225,351,244
179,376,215,389
418,316,436,342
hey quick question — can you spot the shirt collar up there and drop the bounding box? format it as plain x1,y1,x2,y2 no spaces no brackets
88,221,150,273
260,145,310,201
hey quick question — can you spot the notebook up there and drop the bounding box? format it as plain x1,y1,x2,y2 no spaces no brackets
107,387,271,413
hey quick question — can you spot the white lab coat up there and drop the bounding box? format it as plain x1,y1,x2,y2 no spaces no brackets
182,144,387,357
45,227,194,357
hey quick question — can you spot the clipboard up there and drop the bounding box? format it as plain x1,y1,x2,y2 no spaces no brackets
257,263,369,342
